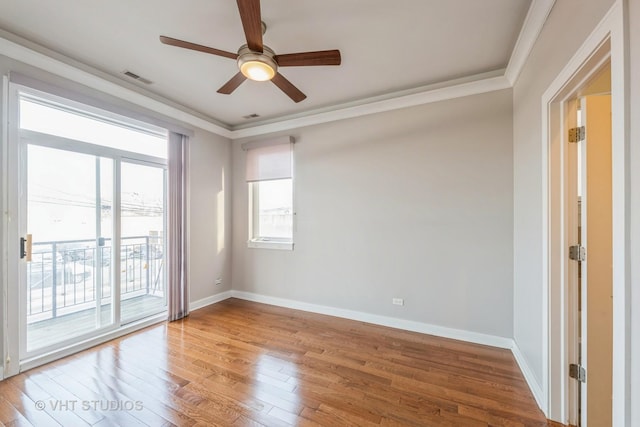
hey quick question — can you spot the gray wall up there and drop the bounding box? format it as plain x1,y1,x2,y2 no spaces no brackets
512,0,615,387
188,128,233,301
232,89,514,339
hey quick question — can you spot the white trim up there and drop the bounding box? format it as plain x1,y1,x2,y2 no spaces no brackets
11,72,192,138
0,30,512,141
0,9,554,141
541,13,616,102
0,32,232,138
230,290,513,349
0,0,555,141
230,75,512,139
512,341,545,411
189,290,520,354
540,1,628,424
20,129,167,166
230,291,546,409
609,2,630,423
247,240,293,251
189,291,233,312
0,29,513,140
5,78,20,378
19,313,166,372
17,121,27,362
1,75,8,380
505,0,557,85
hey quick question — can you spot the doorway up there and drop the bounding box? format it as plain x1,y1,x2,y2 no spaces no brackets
542,22,629,425
8,84,169,367
566,66,613,426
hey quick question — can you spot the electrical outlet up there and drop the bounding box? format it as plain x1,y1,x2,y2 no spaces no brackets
392,298,404,306
215,278,222,286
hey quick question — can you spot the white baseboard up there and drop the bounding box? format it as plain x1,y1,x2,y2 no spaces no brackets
511,341,546,414
189,291,233,312
0,365,3,381
230,290,513,349
189,289,546,416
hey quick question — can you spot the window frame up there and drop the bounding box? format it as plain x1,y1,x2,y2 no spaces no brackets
4,79,171,373
247,178,294,251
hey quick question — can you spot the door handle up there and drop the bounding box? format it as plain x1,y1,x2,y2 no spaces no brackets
20,234,33,261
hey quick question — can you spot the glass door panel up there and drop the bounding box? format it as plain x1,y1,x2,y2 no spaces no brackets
26,145,114,354
120,161,167,324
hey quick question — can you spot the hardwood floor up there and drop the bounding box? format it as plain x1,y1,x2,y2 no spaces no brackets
0,298,559,426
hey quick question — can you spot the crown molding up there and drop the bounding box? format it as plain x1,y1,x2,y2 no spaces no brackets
505,0,557,85
0,31,233,138
229,73,511,139
0,0,554,140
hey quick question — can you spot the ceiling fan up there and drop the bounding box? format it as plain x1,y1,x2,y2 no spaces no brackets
159,0,342,103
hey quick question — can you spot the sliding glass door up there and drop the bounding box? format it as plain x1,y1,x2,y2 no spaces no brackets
120,161,167,324
16,87,168,360
25,146,115,353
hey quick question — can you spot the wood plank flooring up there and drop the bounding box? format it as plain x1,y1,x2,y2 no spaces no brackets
0,298,560,426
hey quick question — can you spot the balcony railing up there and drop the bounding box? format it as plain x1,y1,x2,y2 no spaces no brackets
27,235,164,323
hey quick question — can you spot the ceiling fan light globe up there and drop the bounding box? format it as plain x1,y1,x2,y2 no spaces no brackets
240,60,276,81
237,45,278,82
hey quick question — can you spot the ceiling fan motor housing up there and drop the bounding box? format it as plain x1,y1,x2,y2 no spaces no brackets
159,0,340,101
237,44,278,81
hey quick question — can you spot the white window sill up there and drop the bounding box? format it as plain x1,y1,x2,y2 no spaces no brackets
248,239,294,251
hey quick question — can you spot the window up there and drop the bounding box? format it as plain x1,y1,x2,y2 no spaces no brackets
251,179,293,241
19,94,167,158
244,137,294,250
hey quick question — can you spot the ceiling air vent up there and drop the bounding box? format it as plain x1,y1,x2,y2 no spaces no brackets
243,113,260,119
123,70,153,85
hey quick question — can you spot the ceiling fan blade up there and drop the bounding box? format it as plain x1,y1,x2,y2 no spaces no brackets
217,72,247,94
236,0,263,52
160,36,238,59
271,73,307,103
275,50,342,67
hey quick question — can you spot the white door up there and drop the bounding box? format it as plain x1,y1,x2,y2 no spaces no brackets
579,94,613,427
568,92,613,427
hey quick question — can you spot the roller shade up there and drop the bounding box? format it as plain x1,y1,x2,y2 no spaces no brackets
243,136,294,182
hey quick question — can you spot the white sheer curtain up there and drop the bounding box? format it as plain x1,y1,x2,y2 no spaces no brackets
167,132,189,321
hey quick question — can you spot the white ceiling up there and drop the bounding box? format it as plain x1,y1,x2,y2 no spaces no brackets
0,0,531,129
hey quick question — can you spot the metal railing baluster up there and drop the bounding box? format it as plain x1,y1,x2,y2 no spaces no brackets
52,242,57,319
27,235,163,323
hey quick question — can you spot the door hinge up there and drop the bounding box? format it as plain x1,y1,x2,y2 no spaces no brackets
569,126,585,143
569,363,586,383
569,245,586,262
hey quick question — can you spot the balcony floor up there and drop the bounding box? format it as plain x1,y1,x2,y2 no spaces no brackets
27,294,166,352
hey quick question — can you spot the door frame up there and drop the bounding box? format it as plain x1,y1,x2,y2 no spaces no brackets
118,157,169,325
3,81,169,376
542,2,629,425
17,139,122,361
